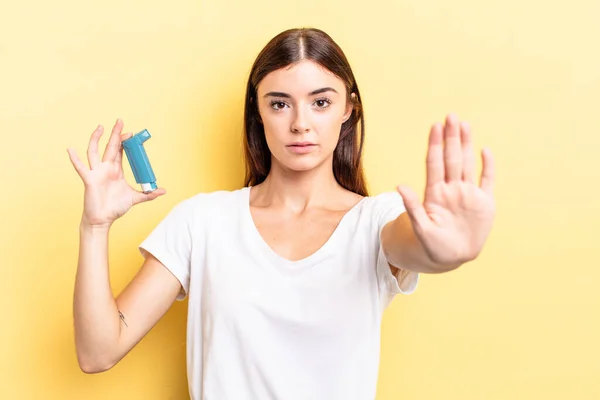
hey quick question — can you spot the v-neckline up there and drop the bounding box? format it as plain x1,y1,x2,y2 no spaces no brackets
242,186,368,269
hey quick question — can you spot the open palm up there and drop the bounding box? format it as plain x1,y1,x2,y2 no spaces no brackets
67,120,166,228
397,114,496,266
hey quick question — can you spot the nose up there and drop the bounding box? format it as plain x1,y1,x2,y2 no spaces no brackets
290,108,310,133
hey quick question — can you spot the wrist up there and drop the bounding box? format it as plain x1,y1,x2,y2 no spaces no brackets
79,219,112,234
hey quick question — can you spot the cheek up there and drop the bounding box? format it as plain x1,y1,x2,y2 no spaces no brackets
263,117,287,140
315,110,345,140
261,115,290,151
259,106,281,130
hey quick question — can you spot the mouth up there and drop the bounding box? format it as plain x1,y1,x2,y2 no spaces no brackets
288,142,317,147
286,142,317,154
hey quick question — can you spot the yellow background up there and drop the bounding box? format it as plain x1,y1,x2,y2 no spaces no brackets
1,0,599,398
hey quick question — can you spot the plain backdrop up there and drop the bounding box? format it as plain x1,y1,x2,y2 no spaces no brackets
1,0,599,398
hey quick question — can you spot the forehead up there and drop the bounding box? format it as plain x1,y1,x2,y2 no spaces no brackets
257,60,345,95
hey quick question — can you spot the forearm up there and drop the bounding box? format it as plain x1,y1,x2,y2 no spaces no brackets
73,222,121,372
381,213,461,274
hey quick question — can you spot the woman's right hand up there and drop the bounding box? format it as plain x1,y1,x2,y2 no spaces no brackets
67,119,166,229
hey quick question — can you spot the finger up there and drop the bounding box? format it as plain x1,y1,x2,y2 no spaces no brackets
443,114,462,182
479,148,495,196
115,132,133,166
134,188,167,205
67,148,88,180
396,185,432,231
425,123,445,188
460,121,476,183
102,118,124,163
87,125,104,169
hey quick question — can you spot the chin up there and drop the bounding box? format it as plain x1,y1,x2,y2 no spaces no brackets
274,154,329,174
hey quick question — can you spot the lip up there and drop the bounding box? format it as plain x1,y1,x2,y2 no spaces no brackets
287,142,317,154
288,142,316,146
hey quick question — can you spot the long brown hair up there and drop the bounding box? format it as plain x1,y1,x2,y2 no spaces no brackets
243,28,369,196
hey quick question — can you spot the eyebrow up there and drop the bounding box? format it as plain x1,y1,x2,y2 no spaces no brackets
263,87,338,98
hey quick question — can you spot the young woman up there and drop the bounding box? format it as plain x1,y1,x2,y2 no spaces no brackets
67,27,495,400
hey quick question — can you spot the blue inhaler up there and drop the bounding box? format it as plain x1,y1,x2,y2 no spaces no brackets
122,129,158,193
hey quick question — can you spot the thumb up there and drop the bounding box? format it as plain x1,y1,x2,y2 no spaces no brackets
133,187,167,205
396,185,430,231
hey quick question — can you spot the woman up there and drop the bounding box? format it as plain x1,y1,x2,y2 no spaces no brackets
67,27,495,400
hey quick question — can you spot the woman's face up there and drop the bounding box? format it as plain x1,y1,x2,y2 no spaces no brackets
256,60,354,174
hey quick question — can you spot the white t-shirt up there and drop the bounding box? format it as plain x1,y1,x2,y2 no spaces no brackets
139,186,419,400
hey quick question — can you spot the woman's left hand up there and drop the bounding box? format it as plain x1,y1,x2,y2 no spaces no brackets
397,114,496,268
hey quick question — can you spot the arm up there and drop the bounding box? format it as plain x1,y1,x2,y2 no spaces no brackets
382,114,496,275
74,222,181,373
68,119,173,373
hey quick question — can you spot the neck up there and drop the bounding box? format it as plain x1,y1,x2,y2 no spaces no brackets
252,158,342,213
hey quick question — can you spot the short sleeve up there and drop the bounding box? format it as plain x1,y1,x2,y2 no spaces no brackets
374,192,419,307
138,200,193,301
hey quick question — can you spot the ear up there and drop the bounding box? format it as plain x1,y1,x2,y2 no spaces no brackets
342,92,356,123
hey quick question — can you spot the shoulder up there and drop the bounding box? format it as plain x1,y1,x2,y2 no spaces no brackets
175,187,248,217
141,188,247,249
156,187,247,231
366,190,404,210
185,187,246,206
363,190,406,222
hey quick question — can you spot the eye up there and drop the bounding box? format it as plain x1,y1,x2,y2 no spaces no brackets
270,100,288,110
314,98,332,109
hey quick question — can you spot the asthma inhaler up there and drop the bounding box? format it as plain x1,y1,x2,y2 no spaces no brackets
122,129,158,193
